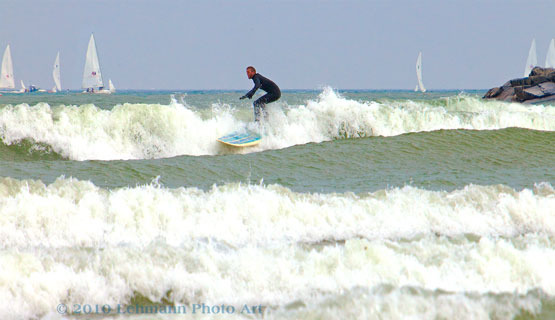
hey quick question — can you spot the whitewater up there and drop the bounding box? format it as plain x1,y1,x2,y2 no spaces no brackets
1,177,555,319
0,88,554,160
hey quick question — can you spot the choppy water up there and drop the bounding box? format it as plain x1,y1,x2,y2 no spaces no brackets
0,89,554,319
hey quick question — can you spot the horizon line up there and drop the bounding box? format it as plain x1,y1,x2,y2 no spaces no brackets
7,88,487,92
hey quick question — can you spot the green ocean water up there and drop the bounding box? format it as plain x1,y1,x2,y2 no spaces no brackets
1,89,554,320
1,127,553,193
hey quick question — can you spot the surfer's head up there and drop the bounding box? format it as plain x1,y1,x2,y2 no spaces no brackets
246,66,256,79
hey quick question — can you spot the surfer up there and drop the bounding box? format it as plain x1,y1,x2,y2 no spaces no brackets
240,66,281,122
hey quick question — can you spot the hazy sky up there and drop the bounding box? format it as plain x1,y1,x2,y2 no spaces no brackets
0,0,554,90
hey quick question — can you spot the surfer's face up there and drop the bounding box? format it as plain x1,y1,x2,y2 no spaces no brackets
246,69,255,79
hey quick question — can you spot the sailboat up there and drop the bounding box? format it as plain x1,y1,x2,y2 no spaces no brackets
524,39,537,77
0,45,15,91
50,52,61,93
108,79,116,93
82,34,111,94
414,52,426,92
545,38,555,69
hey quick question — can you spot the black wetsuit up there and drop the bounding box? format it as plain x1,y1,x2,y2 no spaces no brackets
245,73,281,122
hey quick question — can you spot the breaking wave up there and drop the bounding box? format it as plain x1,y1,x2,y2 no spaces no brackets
0,88,554,160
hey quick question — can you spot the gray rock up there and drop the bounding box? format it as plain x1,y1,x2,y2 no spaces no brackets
530,67,555,77
510,78,532,87
529,75,550,86
484,67,555,103
539,82,555,95
523,86,546,98
515,86,537,102
496,87,515,101
524,95,555,104
484,87,502,98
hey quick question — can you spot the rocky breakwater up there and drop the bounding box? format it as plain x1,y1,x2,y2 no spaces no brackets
483,67,555,103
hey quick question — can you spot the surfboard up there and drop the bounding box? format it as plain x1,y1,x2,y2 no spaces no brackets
217,131,261,147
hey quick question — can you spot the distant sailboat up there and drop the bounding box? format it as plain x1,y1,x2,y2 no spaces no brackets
524,39,537,77
415,52,426,92
19,80,26,93
51,52,61,92
0,45,15,90
108,79,116,93
545,38,555,69
82,34,111,93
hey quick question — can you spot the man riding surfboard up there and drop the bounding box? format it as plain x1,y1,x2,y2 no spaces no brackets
240,66,281,122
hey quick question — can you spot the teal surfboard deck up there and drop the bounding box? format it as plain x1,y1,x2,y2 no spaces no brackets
217,131,262,147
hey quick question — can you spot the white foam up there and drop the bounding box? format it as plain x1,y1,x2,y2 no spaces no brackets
1,177,555,319
2,237,554,320
1,89,554,160
0,101,239,160
0,177,554,249
264,287,543,320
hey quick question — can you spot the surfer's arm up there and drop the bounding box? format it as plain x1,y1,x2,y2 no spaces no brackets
245,75,262,99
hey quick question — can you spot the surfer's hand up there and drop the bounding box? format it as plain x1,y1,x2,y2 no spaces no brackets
239,95,247,100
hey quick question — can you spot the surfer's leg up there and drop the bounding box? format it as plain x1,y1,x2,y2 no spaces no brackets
253,95,271,122
253,99,264,122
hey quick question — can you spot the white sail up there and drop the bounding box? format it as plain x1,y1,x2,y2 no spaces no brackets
19,80,26,93
108,79,115,93
524,39,537,77
53,52,61,91
0,45,15,89
415,52,426,92
82,34,103,89
545,38,555,68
